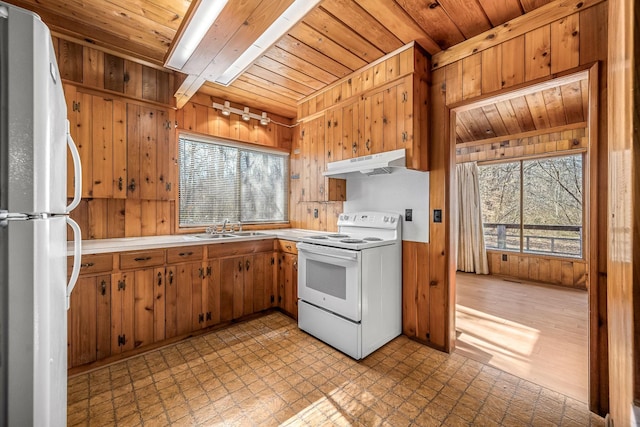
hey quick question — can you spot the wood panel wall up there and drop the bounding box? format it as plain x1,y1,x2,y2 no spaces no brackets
606,0,639,423
56,37,293,239
428,0,609,414
456,128,587,162
487,252,587,289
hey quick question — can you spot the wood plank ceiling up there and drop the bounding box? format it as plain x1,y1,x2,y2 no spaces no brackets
6,0,557,120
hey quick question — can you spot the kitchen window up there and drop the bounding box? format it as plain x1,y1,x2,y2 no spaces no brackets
178,134,288,227
478,153,584,258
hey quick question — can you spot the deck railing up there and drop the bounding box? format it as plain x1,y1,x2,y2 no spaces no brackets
483,223,582,257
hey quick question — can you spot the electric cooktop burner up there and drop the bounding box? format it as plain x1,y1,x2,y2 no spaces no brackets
363,237,382,241
328,234,349,238
309,235,329,239
341,238,365,244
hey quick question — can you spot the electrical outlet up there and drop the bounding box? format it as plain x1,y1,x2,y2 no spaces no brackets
405,209,413,222
313,208,318,218
433,209,442,223
502,254,508,261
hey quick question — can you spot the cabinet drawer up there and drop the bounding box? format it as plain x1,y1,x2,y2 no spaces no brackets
278,239,298,254
166,246,203,264
119,250,165,270
208,239,275,259
68,253,113,276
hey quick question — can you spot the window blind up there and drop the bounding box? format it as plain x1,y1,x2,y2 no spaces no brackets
179,135,288,227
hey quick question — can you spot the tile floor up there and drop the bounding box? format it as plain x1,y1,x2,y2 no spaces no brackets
67,312,604,426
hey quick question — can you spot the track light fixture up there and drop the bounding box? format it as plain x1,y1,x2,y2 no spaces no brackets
212,101,270,126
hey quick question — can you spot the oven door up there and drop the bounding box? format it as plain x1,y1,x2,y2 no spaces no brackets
297,242,361,322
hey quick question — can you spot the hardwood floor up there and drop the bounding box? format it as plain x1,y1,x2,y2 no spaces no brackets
454,272,589,403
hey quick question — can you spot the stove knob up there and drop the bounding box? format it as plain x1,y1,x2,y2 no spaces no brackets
383,216,389,222
391,217,396,223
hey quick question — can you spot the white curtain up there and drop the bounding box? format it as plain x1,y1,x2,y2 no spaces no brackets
456,162,489,274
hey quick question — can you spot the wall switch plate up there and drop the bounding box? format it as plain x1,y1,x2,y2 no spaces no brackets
313,208,318,218
502,254,508,261
433,209,442,223
405,208,413,222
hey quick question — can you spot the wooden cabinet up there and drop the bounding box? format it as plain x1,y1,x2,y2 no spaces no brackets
277,240,298,319
64,84,127,199
64,83,176,201
126,104,176,200
299,116,346,203
68,240,277,369
67,274,111,368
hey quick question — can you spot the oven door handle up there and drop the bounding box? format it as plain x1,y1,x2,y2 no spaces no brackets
298,244,359,261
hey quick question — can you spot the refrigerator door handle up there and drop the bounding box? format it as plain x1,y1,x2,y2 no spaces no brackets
66,120,83,213
66,217,82,310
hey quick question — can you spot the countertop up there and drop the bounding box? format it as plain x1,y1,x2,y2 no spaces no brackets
68,228,327,255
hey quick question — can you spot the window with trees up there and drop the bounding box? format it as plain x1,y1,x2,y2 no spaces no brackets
478,154,583,258
178,134,289,227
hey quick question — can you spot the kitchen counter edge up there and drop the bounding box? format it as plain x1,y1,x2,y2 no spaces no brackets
68,229,326,256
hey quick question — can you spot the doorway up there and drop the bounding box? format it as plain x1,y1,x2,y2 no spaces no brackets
450,69,595,403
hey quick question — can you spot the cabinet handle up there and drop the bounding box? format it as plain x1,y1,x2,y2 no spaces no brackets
118,177,123,191
128,179,136,192
157,272,162,286
118,280,126,291
402,131,408,142
245,260,250,271
352,142,357,154
179,251,193,257
206,266,212,277
293,261,298,270
198,268,204,279
365,140,370,151
80,262,94,268
169,270,174,285
402,91,408,103
327,150,331,159
134,256,152,262
100,280,107,296
238,261,242,272
285,245,292,250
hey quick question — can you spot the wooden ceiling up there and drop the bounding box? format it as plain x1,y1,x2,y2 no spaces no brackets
455,74,589,145
5,0,557,119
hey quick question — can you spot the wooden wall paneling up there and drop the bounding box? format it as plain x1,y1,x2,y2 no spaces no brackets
141,66,158,102
67,276,97,367
58,39,83,83
481,46,502,93
315,118,327,200
416,242,430,341
156,71,171,105
107,199,126,238
402,241,418,337
87,199,107,239
123,60,143,99
526,91,552,129
82,46,104,89
91,96,114,198
462,53,482,100
68,199,89,241
342,99,355,160
445,61,463,106
138,107,158,200
104,54,124,93
140,200,156,237
428,67,449,350
501,35,526,89
524,25,551,81
124,199,141,237
362,94,372,156
156,201,171,236
112,100,127,199
550,14,580,74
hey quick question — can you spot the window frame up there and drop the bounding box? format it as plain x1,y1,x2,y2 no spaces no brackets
477,151,586,261
177,132,290,229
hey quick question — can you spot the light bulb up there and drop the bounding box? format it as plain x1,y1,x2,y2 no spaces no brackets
222,101,231,116
260,112,269,125
242,107,250,121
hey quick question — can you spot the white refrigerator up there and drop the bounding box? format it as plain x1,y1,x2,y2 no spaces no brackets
0,2,82,425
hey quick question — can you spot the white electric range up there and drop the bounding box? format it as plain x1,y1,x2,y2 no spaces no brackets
297,212,402,359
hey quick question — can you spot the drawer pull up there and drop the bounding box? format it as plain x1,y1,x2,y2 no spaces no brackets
157,272,162,286
80,262,95,268
100,280,107,296
245,260,250,271
169,270,174,285
134,256,152,262
286,245,292,250
178,251,193,257
238,261,242,272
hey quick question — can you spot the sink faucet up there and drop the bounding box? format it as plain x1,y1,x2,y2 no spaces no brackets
221,219,229,233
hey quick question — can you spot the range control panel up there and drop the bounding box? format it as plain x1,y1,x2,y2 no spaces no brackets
338,212,400,229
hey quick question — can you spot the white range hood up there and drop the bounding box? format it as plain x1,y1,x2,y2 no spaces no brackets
323,148,406,177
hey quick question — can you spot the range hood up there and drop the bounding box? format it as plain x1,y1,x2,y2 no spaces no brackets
323,148,406,177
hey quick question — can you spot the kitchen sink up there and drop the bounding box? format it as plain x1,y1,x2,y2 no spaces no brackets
192,233,237,239
231,231,266,236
